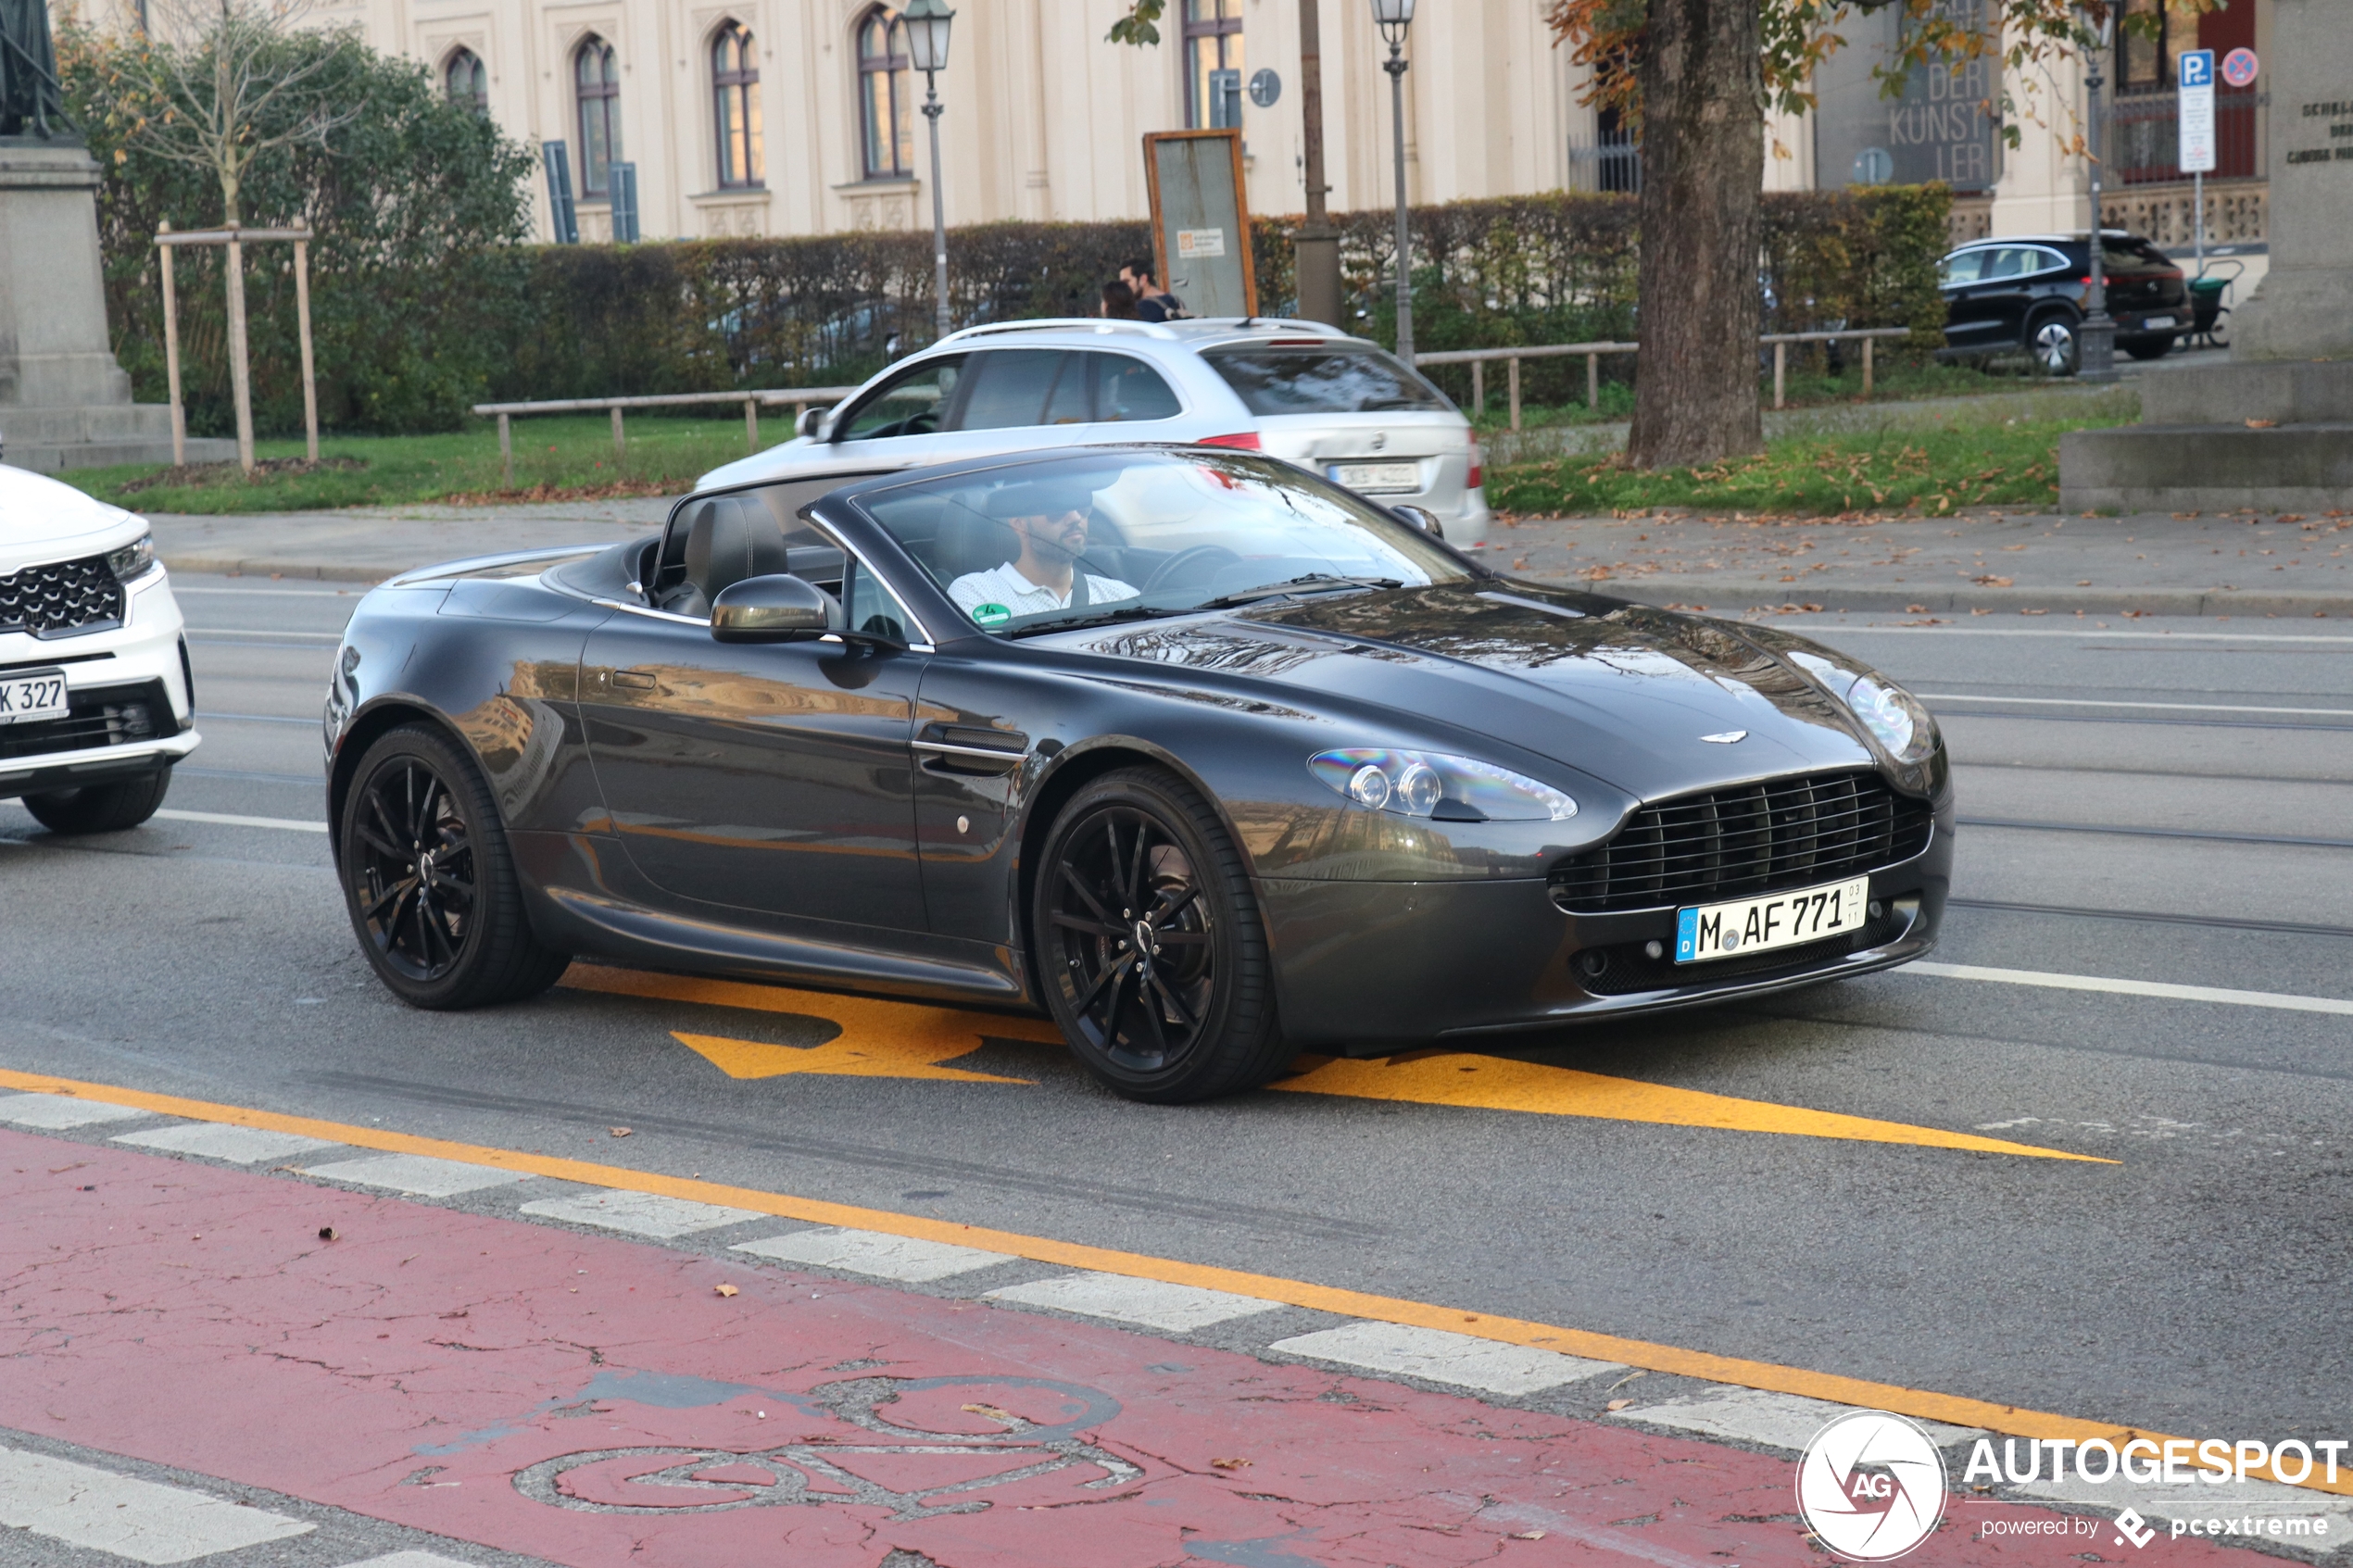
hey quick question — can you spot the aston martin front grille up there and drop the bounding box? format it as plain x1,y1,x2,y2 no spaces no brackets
0,553,124,637
1548,771,1931,914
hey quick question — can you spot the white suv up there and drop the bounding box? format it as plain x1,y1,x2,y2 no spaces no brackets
0,464,197,833
698,318,1492,545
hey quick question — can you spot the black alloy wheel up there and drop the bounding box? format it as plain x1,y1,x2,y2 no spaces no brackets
1034,766,1290,1103
338,724,568,1010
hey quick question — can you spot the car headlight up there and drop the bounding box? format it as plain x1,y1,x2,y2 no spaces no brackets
107,533,157,582
1309,747,1578,822
1788,650,1938,763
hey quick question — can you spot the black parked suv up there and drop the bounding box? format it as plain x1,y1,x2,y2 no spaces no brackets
1937,231,2190,373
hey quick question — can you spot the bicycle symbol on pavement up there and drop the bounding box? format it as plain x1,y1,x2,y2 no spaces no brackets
511,1374,1143,1522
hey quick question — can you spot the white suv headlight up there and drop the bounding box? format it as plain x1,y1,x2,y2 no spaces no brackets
107,533,157,582
1309,747,1578,822
1788,650,1938,762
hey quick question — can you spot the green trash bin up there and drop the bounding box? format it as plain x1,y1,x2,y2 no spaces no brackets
2188,275,2230,336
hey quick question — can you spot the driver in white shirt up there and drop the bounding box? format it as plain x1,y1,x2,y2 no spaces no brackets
948,479,1139,623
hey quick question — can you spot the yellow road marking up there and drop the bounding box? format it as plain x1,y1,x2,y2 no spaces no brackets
0,1061,2332,1496
571,963,2105,1161
565,964,1053,1085
1272,1054,2111,1161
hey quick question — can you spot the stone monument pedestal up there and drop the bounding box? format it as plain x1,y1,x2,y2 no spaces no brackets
2057,0,2353,514
0,142,233,472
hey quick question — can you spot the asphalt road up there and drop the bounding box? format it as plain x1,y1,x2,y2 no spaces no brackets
5,576,2348,1448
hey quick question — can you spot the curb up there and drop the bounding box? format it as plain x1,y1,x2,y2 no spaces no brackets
1531,575,2353,619
162,553,428,584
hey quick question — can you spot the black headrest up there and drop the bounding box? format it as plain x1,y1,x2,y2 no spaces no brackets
684,495,792,600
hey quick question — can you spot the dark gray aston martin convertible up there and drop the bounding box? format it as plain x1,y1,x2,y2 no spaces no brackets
324,445,1951,1101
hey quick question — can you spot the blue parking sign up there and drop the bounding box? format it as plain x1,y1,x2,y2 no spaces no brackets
2179,48,2214,88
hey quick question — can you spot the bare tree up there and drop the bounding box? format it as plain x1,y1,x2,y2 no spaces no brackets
124,0,358,470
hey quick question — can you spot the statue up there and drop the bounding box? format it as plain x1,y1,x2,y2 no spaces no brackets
0,0,71,140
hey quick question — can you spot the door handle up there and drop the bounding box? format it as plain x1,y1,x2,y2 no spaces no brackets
613,669,659,690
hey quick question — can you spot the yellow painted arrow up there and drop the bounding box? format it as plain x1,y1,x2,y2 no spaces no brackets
563,963,2108,1160
1269,1052,2112,1161
565,964,1054,1085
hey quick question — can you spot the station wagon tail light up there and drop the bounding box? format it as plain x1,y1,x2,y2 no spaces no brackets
1468,442,1483,490
1309,747,1578,822
1197,432,1262,449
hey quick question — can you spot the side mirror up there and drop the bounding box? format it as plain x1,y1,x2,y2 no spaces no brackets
711,574,839,643
1391,504,1446,540
796,406,833,440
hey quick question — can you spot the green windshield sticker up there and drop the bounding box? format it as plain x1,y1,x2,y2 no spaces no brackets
972,602,1013,627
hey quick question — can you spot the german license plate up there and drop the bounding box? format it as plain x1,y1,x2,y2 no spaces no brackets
1676,876,1869,963
0,667,67,726
2143,315,2176,329
1330,461,1421,493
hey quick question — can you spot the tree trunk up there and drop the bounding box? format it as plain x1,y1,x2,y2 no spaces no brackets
220,169,255,472
1625,0,1765,470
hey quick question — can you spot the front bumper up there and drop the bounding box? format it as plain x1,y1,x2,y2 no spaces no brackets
1262,826,1949,1052
0,569,198,801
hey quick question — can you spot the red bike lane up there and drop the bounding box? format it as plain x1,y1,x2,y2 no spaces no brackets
0,1130,2281,1568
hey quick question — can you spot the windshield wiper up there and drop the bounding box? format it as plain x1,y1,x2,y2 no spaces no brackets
1197,574,1403,609
1005,604,1190,638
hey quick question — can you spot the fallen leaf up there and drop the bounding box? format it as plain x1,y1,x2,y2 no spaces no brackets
1513,1531,1548,1540
1212,1456,1252,1470
1605,1398,1635,1411
962,1403,1018,1424
1971,574,2013,586
1905,603,1929,613
713,1284,739,1298
2076,579,2092,586
609,1127,632,1137
2245,418,2277,429
318,1226,338,1241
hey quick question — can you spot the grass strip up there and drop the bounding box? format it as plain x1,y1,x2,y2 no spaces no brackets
1489,415,2121,519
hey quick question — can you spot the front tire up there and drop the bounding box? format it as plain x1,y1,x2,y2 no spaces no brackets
1033,766,1290,1103
337,723,568,1010
21,767,172,834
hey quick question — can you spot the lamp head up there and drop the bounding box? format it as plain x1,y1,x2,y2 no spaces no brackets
1369,0,1415,46
903,0,954,74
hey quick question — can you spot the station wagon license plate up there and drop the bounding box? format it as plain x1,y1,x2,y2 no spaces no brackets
1329,461,1421,493
1676,875,1869,963
2143,315,2176,329
0,667,67,726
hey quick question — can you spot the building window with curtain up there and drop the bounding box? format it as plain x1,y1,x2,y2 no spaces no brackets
574,37,622,197
856,7,914,180
1183,0,1242,129
444,47,488,114
711,21,763,187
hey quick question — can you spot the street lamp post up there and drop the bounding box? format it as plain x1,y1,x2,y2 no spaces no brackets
904,0,956,341
2078,7,2118,383
1370,0,1416,363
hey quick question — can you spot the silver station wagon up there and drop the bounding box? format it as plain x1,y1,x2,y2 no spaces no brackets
699,317,1493,546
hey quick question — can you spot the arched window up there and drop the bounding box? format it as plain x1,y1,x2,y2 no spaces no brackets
855,7,913,181
711,21,763,188
574,37,622,198
444,47,488,115
1182,0,1242,130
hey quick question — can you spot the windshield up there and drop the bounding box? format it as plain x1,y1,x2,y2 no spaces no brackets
1203,345,1452,415
858,450,1473,636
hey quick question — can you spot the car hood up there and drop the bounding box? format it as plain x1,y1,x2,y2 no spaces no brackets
0,463,145,575
1056,581,1884,803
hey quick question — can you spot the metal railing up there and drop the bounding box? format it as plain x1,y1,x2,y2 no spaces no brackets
2110,85,2265,185
470,386,861,487
1414,328,1913,431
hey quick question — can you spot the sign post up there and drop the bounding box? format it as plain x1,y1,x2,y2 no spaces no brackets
2177,48,2216,276
1142,130,1257,319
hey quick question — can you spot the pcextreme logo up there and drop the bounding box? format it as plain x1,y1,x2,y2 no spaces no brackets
1795,1411,1949,1562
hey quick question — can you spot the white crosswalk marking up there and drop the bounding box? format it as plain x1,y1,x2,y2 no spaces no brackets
1904,960,2353,1018
2009,1470,2353,1540
0,1446,312,1564
333,1553,485,1568
1609,1386,1982,1451
985,1272,1281,1332
300,1153,525,1198
153,809,328,834
114,1123,338,1164
521,1188,763,1237
733,1226,1014,1283
1269,1321,1624,1397
0,1093,150,1130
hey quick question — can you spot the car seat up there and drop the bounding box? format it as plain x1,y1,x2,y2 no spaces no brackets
661,495,794,618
